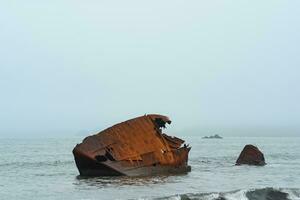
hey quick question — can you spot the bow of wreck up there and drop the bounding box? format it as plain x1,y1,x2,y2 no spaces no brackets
73,114,191,176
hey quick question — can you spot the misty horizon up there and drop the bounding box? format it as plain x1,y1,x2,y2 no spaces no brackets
2,120,299,138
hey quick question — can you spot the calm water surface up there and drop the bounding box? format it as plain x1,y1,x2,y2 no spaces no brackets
1,136,300,199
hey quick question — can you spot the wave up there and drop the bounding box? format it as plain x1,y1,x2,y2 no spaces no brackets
0,160,74,168
152,188,300,200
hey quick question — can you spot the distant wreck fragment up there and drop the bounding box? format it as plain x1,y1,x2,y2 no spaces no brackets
202,134,223,139
73,114,191,176
236,145,266,166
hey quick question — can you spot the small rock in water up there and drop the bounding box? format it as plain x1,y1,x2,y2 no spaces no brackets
236,144,266,166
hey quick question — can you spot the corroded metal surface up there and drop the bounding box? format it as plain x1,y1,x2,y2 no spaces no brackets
236,145,266,166
73,114,191,176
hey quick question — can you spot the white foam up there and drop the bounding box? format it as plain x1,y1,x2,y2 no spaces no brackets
202,193,220,200
168,195,181,200
282,188,300,200
223,189,248,200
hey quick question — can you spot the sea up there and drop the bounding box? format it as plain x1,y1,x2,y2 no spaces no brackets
1,136,300,200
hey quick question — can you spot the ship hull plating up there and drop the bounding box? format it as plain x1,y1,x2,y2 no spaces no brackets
73,114,191,177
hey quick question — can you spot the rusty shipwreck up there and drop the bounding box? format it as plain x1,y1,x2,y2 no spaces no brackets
73,114,191,176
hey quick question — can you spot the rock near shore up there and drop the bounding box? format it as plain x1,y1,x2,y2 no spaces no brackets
236,144,266,166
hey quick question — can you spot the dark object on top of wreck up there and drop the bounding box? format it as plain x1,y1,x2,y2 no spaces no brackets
73,114,191,176
236,144,266,166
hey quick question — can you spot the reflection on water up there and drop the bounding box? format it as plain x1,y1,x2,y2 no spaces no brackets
74,174,182,188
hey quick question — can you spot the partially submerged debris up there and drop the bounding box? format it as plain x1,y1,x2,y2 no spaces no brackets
236,144,266,166
73,114,191,176
202,134,223,139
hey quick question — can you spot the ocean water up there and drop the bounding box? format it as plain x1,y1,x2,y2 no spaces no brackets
1,136,300,200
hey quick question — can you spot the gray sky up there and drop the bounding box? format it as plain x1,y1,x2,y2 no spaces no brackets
1,1,300,137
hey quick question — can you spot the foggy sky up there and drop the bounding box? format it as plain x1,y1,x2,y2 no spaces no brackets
1,1,300,137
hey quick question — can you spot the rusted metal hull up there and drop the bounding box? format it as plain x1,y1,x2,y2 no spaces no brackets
73,114,191,176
